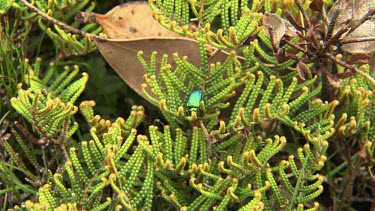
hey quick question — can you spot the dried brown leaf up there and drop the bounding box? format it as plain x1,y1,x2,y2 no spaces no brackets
345,53,370,65
283,20,299,38
335,71,355,79
321,66,342,87
78,2,244,105
76,2,180,39
328,0,375,54
325,73,342,88
296,61,312,80
93,37,240,104
262,12,285,49
284,10,305,31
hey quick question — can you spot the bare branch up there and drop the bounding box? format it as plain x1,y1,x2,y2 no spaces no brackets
295,0,311,28
325,53,375,86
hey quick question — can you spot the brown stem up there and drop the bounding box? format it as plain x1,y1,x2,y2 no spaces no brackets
324,23,350,51
280,51,310,64
58,119,71,162
295,0,311,28
339,149,366,210
19,0,95,39
268,26,280,54
325,53,375,86
282,37,307,53
345,9,375,38
320,6,330,27
284,10,306,31
199,120,216,157
14,121,39,144
342,36,375,44
326,9,340,41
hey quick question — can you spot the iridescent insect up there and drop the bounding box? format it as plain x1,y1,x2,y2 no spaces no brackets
186,90,203,116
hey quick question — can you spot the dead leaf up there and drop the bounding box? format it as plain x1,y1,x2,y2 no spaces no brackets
283,19,298,38
328,0,375,54
76,2,180,39
77,2,244,105
345,53,370,65
320,66,342,88
94,37,240,105
296,61,312,80
283,10,305,31
262,12,285,50
335,71,355,79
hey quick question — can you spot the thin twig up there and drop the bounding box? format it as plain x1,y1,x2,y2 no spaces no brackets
280,50,310,63
342,36,375,44
281,37,307,53
320,6,330,27
284,10,306,31
308,25,321,50
345,9,375,38
324,22,350,51
14,121,40,144
339,149,366,210
326,9,340,41
199,120,216,157
325,53,375,86
295,0,311,28
19,0,95,39
268,26,280,54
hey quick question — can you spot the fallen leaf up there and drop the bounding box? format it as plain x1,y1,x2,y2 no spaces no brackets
296,61,312,80
327,0,375,54
325,73,342,88
320,66,342,88
93,37,197,103
262,12,285,50
345,53,370,65
283,19,298,38
76,2,245,105
93,37,241,105
76,2,181,39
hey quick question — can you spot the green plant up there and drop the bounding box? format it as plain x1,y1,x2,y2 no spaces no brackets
1,0,375,210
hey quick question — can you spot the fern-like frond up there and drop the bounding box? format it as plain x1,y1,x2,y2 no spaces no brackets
20,0,100,59
11,59,87,133
149,0,262,50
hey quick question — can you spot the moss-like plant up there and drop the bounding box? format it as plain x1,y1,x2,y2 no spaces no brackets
1,0,375,210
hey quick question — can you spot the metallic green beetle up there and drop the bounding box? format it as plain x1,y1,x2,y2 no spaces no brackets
186,90,203,115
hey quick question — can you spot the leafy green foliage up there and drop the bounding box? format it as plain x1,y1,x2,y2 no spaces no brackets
11,58,86,135
150,0,262,50
20,0,100,59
